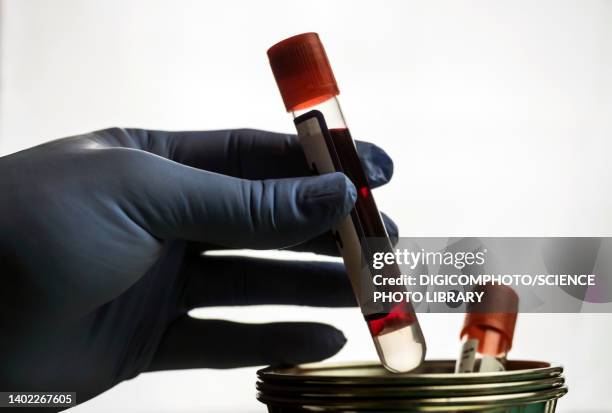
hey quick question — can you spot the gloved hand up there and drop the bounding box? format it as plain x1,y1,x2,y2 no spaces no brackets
0,128,396,408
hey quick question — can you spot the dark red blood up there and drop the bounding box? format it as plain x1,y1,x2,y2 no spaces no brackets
328,128,387,238
329,128,417,338
366,302,417,336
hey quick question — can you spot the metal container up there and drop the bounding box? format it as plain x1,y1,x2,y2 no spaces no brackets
256,360,567,412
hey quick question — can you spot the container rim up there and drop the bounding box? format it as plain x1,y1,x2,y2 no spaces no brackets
257,360,563,386
256,376,565,399
256,386,568,410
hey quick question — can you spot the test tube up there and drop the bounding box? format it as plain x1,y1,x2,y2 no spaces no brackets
267,33,426,373
455,284,519,373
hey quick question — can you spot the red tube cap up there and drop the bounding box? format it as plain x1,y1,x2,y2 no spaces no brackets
461,284,519,350
267,32,339,112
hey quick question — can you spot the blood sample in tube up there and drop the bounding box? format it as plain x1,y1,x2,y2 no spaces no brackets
268,32,426,372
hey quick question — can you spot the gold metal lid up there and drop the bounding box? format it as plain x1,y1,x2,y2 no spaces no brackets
257,360,563,386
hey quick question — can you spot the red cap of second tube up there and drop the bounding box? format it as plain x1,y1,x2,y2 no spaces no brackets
461,284,519,352
267,32,339,112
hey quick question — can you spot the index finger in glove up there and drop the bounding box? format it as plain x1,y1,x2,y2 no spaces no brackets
120,128,394,188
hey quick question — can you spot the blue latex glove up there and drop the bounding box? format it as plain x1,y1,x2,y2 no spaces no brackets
0,128,396,407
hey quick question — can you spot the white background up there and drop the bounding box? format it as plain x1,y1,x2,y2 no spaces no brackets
1,0,611,411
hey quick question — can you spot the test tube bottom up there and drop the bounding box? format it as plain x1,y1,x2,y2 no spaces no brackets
373,323,425,373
